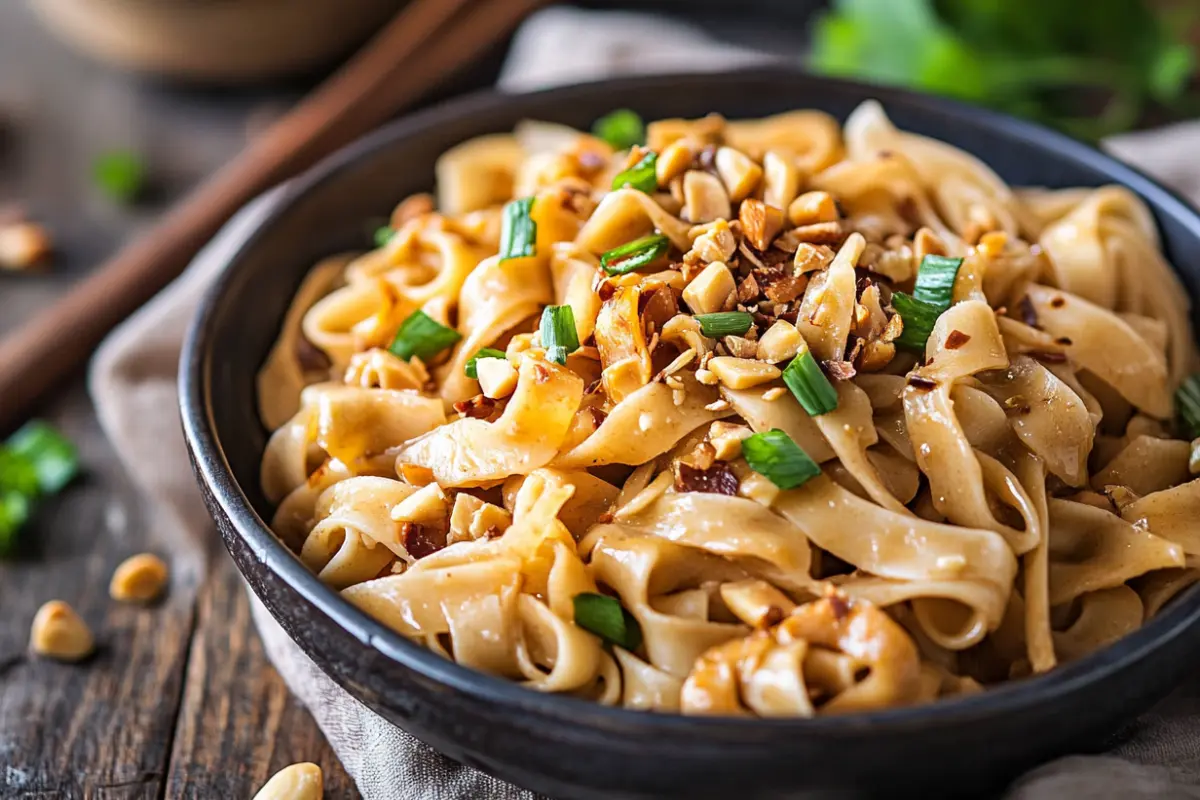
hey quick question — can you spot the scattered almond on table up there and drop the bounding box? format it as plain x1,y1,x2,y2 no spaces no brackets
0,218,53,270
29,600,94,662
109,553,169,602
252,762,324,800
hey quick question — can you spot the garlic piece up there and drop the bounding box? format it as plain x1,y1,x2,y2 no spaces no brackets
682,262,735,315
707,357,781,389
253,763,324,800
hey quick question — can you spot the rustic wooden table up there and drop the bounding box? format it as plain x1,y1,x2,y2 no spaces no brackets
0,6,360,798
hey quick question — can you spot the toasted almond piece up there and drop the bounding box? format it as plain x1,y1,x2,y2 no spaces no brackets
253,763,324,800
722,335,758,360
787,191,838,227
762,150,801,210
683,170,732,224
687,218,737,265
720,579,797,627
714,147,763,203
476,357,518,399
682,261,736,315
708,356,781,389
739,199,785,251
30,600,93,662
109,553,169,603
0,221,52,270
391,483,448,524
657,137,697,185
756,320,803,363
708,421,754,461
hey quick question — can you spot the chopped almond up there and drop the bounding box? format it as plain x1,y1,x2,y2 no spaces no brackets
657,137,697,185
682,261,736,315
476,357,518,398
708,356,781,389
762,150,801,210
787,191,838,226
793,242,835,274
683,170,732,224
739,198,784,251
714,147,763,203
756,320,803,363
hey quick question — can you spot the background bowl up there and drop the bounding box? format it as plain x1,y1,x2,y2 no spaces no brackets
180,70,1200,799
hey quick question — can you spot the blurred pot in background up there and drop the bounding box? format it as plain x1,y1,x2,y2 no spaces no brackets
28,0,406,82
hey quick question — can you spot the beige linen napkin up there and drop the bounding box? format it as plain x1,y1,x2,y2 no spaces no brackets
88,7,1200,799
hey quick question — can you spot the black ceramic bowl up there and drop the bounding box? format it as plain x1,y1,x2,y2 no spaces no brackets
180,70,1200,799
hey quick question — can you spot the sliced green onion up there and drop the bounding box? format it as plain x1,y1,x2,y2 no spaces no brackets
1177,375,1200,438
389,310,462,362
600,234,670,275
892,292,941,351
695,312,753,338
373,226,395,248
7,422,78,494
93,150,146,204
911,255,963,310
0,490,32,557
782,350,838,416
741,429,822,490
573,592,643,651
611,152,658,194
539,305,579,365
592,109,645,151
500,197,537,262
465,348,507,379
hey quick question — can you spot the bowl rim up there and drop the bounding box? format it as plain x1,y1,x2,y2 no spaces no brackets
180,66,1200,738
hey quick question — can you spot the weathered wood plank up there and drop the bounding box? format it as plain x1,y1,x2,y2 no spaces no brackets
0,382,195,800
163,551,359,799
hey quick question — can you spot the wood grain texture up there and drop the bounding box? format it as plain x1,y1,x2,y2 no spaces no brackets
163,551,358,799
0,6,351,798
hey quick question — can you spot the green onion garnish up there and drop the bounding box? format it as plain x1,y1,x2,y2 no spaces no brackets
465,348,507,379
1177,375,1200,438
573,592,642,650
891,292,941,351
911,255,963,309
0,420,79,558
695,312,753,338
389,310,462,362
93,150,146,205
611,152,658,194
539,305,579,365
742,429,822,490
0,491,32,557
8,422,78,494
592,109,645,151
500,197,537,262
374,226,395,248
600,234,670,275
782,350,838,415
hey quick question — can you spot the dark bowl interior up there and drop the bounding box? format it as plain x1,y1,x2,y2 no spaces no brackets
180,69,1200,799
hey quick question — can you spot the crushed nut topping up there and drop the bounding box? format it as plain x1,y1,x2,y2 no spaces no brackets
674,460,740,496
401,522,447,560
454,394,500,420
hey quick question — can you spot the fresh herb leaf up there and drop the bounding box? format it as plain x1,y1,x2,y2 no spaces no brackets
0,490,32,557
7,422,78,494
539,306,579,365
500,197,537,261
93,150,146,204
389,311,462,362
695,312,753,338
911,254,963,311
891,292,941,351
600,234,670,275
1177,375,1200,438
611,152,658,194
573,592,642,650
465,348,507,379
782,350,839,416
742,429,822,490
592,109,645,151
374,226,395,248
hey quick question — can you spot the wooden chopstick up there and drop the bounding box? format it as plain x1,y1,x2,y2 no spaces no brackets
0,0,547,432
